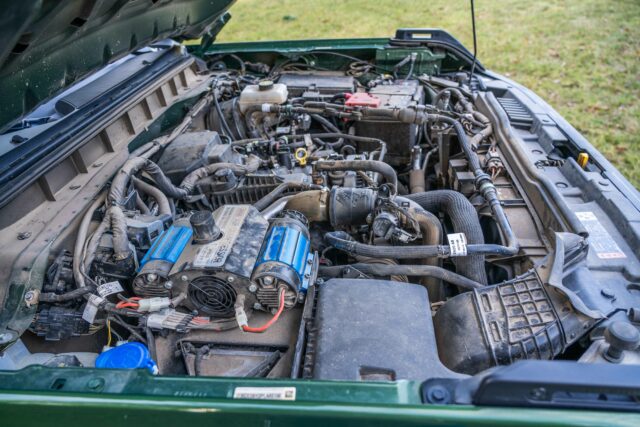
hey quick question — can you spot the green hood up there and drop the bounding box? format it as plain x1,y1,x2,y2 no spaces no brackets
0,0,235,132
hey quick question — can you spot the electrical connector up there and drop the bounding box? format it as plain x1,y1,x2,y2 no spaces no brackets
137,297,171,313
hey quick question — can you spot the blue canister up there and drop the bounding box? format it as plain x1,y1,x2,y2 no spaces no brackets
95,342,158,374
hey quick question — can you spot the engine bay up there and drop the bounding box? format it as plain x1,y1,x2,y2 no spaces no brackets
1,42,638,383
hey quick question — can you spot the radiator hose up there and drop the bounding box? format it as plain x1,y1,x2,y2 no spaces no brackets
406,190,488,284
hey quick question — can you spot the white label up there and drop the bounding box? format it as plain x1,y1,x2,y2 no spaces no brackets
233,387,296,401
82,295,104,324
96,281,124,298
575,211,626,259
447,233,468,257
193,206,248,268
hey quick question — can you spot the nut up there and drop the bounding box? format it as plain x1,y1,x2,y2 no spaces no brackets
24,290,39,307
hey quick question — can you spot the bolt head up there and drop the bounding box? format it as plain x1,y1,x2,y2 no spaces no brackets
87,378,105,391
262,276,274,285
227,276,235,283
529,387,547,400
180,275,188,282
426,385,450,403
248,284,258,293
163,281,173,290
146,273,158,282
253,303,263,311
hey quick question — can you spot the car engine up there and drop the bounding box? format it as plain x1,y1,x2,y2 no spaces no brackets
2,48,637,382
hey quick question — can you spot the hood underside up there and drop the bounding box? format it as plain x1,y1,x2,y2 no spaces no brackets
0,0,235,132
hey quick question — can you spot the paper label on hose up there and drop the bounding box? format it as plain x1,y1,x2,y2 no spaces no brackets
82,295,104,324
447,233,468,257
193,205,249,268
96,281,124,298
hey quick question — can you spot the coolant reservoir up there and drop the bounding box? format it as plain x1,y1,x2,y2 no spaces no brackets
238,80,288,113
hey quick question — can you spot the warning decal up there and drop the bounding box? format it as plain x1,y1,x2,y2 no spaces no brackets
575,211,626,260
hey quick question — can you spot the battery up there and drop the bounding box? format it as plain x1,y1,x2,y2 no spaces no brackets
355,81,425,166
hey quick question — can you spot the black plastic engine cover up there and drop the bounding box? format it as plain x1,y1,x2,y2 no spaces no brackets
312,279,459,381
277,72,356,96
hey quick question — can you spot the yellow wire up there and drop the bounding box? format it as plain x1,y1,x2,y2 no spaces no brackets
106,319,112,347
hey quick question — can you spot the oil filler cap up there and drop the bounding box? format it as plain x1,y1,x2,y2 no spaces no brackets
95,342,158,374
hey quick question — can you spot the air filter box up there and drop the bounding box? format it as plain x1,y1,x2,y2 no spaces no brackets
311,279,458,381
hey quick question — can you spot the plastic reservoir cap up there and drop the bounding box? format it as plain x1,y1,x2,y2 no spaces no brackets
95,342,158,374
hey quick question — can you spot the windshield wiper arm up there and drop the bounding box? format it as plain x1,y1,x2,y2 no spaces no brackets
422,360,640,412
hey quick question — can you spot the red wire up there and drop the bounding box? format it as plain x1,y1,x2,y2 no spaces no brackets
115,301,139,309
242,289,285,333
115,296,141,310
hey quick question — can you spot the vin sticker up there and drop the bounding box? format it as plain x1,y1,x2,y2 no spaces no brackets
233,387,296,401
575,211,626,259
193,205,249,268
447,233,468,257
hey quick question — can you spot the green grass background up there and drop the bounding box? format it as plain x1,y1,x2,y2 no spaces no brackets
217,0,640,188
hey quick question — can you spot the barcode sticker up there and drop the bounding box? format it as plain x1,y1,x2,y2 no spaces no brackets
233,387,296,401
97,281,124,297
447,233,468,257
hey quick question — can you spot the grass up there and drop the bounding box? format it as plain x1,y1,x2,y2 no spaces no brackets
217,0,640,188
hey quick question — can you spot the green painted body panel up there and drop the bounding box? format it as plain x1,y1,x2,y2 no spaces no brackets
0,367,637,426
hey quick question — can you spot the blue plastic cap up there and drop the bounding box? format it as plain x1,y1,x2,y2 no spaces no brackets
95,342,158,374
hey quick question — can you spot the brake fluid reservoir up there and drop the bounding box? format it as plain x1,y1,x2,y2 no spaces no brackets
238,80,288,113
